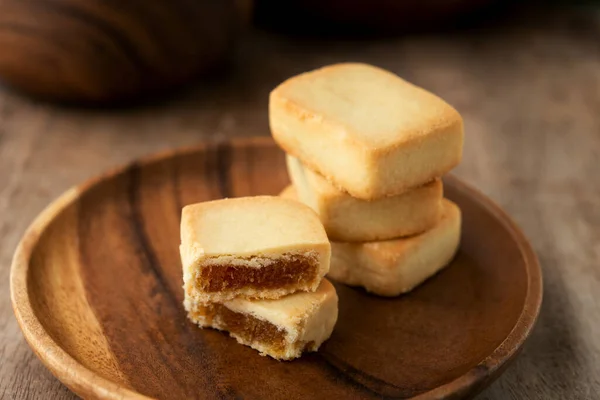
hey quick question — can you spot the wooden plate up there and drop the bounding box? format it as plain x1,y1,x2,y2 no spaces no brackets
11,137,542,400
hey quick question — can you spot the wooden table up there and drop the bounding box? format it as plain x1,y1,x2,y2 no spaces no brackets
1,9,599,400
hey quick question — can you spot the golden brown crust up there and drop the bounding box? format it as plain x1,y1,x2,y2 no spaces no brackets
328,200,461,296
279,182,442,242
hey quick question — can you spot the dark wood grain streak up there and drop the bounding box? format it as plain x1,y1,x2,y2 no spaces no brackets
127,164,178,303
125,165,244,400
76,172,231,399
77,174,183,397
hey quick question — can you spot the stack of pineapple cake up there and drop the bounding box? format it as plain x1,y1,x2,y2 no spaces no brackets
271,63,464,296
181,196,338,360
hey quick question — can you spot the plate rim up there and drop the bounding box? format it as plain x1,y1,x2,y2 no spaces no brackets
10,136,543,400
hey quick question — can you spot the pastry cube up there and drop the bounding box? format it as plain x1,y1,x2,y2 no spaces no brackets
285,156,443,241
181,196,330,303
329,200,461,296
186,279,338,360
270,63,463,200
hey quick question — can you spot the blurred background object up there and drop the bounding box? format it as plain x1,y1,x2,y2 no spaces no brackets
254,0,500,35
0,0,252,104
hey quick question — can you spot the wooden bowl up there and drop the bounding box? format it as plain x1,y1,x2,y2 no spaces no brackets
0,0,250,104
11,137,542,399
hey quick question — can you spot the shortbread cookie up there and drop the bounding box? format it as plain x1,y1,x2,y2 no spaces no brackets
270,63,463,200
186,279,338,360
328,200,460,297
285,156,443,241
180,196,330,303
